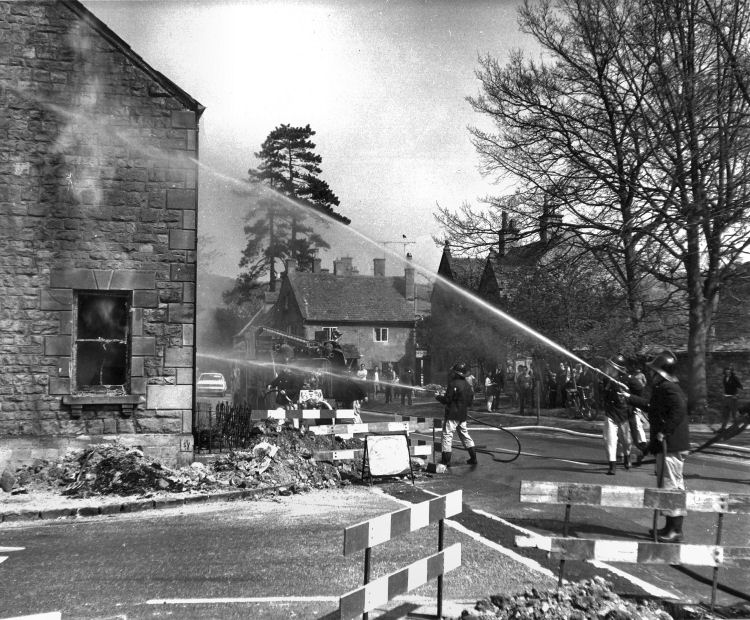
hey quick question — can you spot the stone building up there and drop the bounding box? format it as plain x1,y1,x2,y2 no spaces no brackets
267,257,425,373
0,1,204,466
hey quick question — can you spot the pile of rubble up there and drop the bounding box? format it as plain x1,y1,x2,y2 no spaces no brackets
462,577,706,620
5,419,407,499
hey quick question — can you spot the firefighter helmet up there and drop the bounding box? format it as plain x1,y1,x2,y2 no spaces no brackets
646,351,678,383
606,354,627,374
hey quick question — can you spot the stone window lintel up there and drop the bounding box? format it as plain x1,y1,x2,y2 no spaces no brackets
61,395,145,419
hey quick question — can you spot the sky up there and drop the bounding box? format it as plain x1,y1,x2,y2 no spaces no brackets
82,0,530,280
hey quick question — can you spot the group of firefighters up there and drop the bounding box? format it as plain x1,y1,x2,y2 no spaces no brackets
267,333,692,544
435,350,690,543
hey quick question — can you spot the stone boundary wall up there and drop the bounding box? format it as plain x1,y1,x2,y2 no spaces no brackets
0,1,202,465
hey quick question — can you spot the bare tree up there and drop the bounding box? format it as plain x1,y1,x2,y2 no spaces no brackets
460,0,750,412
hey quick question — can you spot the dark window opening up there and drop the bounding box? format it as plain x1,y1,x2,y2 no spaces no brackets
74,292,131,394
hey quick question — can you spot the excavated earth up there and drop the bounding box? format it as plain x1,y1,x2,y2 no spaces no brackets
2,419,427,510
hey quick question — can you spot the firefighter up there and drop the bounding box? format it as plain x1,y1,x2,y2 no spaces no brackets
268,344,304,407
435,362,478,467
622,351,690,542
602,354,632,475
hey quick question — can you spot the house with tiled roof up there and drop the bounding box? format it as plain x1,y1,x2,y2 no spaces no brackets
231,255,431,397
265,257,422,371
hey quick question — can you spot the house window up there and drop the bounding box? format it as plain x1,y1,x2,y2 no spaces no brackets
323,327,339,340
374,327,388,342
74,291,130,393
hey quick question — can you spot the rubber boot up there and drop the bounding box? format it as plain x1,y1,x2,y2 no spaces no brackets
649,516,671,538
623,453,631,470
658,516,684,543
466,447,478,465
606,461,616,475
441,451,452,467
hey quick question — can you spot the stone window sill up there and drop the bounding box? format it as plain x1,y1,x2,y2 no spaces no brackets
62,395,145,419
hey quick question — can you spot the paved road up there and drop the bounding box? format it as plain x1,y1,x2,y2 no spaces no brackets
0,488,556,620
1,404,747,619
366,406,750,610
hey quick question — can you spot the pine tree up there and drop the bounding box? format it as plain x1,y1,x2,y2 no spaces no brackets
237,124,349,292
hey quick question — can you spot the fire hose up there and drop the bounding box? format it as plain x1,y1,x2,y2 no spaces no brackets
466,412,522,463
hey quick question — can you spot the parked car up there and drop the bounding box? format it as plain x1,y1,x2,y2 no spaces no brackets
196,372,227,397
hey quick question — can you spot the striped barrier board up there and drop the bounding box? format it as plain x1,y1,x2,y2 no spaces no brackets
516,536,750,568
344,490,462,555
521,481,750,514
313,444,432,462
338,543,461,620
307,421,414,436
250,409,357,420
395,415,442,428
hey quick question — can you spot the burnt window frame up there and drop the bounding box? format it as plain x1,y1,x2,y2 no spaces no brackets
72,290,132,395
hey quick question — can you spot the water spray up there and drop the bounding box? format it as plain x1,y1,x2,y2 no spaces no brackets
232,184,629,390
22,89,630,392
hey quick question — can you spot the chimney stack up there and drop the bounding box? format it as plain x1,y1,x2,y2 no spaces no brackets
313,258,322,273
285,258,297,273
404,253,415,301
373,258,385,276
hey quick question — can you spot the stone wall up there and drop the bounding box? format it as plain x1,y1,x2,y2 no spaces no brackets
0,1,202,466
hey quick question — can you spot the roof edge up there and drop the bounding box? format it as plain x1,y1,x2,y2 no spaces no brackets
62,0,205,116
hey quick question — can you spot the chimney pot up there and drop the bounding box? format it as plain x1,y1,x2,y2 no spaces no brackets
404,263,415,301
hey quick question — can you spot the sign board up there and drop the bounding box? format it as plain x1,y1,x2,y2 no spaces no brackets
365,434,411,477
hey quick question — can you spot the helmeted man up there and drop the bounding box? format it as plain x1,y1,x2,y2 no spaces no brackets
435,362,478,467
625,350,690,542
602,353,632,475
269,344,304,407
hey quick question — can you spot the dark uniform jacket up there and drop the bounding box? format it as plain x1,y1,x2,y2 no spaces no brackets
269,368,304,404
436,375,473,422
602,378,631,424
629,379,690,453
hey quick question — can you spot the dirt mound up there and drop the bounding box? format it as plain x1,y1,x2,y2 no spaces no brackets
9,419,396,499
464,577,697,619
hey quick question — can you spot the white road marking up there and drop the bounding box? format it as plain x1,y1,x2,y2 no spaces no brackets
0,556,6,564
1,613,61,620
379,490,554,578
146,596,338,604
0,547,25,552
472,508,680,599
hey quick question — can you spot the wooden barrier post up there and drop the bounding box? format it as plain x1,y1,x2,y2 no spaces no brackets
363,546,371,620
339,491,462,620
711,511,724,612
437,517,445,618
558,503,571,587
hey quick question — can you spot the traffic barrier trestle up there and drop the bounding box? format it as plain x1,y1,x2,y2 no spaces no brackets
516,480,750,610
338,490,462,620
